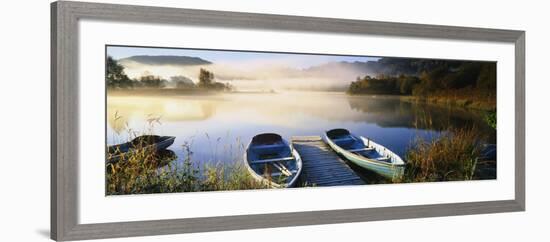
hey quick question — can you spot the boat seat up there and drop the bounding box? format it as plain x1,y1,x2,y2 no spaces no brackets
333,137,356,146
347,147,374,152
251,144,286,154
252,144,285,149
251,144,287,154
250,156,295,165
376,156,391,162
332,137,355,142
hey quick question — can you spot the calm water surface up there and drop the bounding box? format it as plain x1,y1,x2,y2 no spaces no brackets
107,92,495,167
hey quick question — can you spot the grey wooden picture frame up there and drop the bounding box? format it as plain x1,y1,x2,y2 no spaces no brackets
51,1,525,241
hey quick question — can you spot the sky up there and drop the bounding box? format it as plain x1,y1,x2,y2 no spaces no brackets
107,46,380,69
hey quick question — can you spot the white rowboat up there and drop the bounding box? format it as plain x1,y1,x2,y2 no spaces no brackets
324,129,405,180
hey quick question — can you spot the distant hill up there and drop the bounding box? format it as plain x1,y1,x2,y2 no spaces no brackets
302,61,374,78
118,55,212,66
304,57,467,79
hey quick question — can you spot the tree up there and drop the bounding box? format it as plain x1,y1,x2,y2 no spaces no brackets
476,63,497,89
138,75,167,88
198,68,214,88
170,75,195,88
106,56,133,88
196,68,231,91
399,75,420,94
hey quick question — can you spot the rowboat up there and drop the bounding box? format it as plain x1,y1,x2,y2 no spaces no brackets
244,133,303,188
324,129,405,179
107,135,176,163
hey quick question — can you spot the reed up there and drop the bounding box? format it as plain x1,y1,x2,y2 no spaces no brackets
400,126,483,182
106,114,269,195
106,141,269,195
401,87,496,111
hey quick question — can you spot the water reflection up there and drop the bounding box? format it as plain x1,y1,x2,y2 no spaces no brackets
347,96,494,133
107,92,495,165
107,96,217,133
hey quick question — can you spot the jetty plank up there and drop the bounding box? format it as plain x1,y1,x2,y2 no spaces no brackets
292,136,365,186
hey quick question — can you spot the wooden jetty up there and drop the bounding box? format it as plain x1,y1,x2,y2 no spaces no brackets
291,136,365,186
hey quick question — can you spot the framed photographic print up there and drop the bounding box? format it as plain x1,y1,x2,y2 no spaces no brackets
51,1,525,241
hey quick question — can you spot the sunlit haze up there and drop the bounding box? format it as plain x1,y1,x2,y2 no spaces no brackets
107,46,381,91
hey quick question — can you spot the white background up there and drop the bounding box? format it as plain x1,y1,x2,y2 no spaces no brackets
0,0,547,241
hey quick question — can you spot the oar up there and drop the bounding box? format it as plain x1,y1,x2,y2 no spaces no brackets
272,162,292,176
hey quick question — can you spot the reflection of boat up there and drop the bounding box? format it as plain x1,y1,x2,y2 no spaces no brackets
324,128,405,179
244,133,303,188
107,135,176,163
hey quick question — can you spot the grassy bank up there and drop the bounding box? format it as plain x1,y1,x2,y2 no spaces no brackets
106,115,270,195
106,140,270,195
400,88,496,111
399,126,485,183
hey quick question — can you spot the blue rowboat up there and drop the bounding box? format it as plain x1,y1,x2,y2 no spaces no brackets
324,129,405,180
244,133,303,188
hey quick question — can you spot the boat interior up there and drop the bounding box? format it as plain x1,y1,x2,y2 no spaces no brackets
326,129,391,163
247,133,298,181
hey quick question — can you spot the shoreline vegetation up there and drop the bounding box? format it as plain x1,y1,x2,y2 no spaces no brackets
107,56,232,92
401,126,486,182
106,149,270,195
347,61,496,111
107,54,496,112
106,120,271,195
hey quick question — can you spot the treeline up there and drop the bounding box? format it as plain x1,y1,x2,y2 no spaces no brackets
106,56,232,91
348,61,496,96
348,75,420,95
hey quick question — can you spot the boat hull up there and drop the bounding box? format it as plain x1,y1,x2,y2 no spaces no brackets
107,136,176,163
324,133,404,180
244,148,302,188
244,134,303,188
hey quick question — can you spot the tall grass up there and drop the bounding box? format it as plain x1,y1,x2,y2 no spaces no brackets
106,140,270,195
402,87,496,111
400,126,483,182
106,113,269,195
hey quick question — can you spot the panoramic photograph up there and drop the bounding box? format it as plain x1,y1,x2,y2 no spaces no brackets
105,45,497,195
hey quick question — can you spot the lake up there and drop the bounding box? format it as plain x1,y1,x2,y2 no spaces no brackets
107,92,495,168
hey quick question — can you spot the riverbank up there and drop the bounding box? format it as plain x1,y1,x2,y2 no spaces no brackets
106,141,271,195
399,89,496,111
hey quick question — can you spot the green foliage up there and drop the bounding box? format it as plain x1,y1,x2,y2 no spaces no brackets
106,56,133,89
364,58,465,77
412,62,495,96
349,61,497,104
348,74,420,95
485,110,497,129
